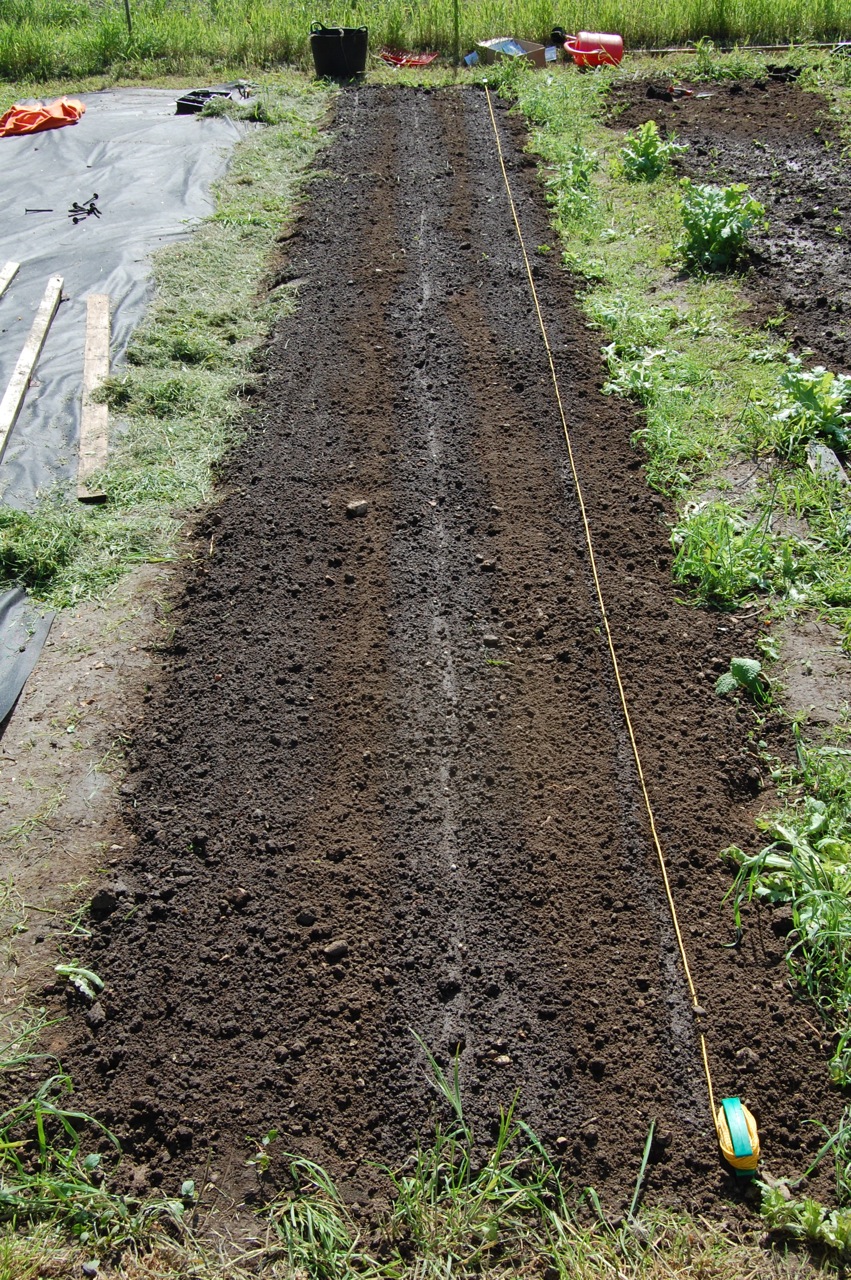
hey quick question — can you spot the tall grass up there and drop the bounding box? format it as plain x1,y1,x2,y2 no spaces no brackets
0,0,848,82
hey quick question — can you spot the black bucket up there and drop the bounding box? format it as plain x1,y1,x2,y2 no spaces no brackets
310,22,368,78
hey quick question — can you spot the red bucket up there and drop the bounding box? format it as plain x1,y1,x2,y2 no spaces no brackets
563,31,623,67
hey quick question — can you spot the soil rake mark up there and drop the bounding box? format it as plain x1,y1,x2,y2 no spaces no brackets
483,85,755,1177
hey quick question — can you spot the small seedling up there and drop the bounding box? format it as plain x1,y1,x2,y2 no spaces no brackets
715,656,770,704
54,962,104,1003
247,1128,278,1172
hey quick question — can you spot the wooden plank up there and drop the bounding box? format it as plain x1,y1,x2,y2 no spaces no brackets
0,274,62,466
77,294,111,502
0,261,19,300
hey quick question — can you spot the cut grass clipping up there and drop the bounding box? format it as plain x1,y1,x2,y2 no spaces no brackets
0,1021,802,1277
0,77,327,609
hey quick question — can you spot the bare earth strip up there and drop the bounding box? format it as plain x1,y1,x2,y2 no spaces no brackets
45,86,842,1217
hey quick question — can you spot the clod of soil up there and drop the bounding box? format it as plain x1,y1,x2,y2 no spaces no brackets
61,86,842,1217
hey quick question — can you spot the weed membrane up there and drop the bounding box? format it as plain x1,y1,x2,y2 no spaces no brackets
63,86,841,1218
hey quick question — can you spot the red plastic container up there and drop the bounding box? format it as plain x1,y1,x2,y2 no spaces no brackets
563,31,623,67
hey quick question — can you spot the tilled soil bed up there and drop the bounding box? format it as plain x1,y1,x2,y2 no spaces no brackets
60,85,843,1217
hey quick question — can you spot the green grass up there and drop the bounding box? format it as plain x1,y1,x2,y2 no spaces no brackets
0,75,328,608
0,1024,814,1276
0,0,849,84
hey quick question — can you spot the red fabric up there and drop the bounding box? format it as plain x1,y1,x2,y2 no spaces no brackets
0,98,86,138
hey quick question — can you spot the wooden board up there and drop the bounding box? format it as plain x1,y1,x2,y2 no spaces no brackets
0,261,19,300
0,274,62,466
77,294,111,502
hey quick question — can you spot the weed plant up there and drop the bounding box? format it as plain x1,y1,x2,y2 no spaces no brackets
618,121,688,182
727,728,851,1085
678,179,765,272
0,1023,790,1277
714,655,769,702
761,1174,851,1255
772,356,851,459
671,501,804,606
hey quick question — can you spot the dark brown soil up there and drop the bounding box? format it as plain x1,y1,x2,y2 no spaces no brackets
60,86,844,1220
607,78,851,374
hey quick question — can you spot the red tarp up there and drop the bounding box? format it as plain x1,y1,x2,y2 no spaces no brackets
0,98,86,138
379,49,439,68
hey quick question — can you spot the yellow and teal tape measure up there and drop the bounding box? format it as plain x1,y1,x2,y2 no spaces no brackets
717,1097,760,1176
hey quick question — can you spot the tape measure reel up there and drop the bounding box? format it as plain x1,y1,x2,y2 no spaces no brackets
717,1097,760,1176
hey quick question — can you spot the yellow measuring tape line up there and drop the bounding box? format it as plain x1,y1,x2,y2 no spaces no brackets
483,85,736,1158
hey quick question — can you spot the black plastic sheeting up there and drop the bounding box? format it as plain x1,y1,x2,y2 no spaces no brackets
0,587,53,725
0,88,247,725
0,88,246,507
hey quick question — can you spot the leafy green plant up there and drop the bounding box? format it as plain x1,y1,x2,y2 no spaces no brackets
773,355,851,458
761,1181,851,1255
602,343,671,404
759,1103,851,1261
619,120,688,181
715,656,770,703
679,179,765,271
246,1128,278,1173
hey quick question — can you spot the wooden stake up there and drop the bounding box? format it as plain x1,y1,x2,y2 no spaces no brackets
0,274,62,466
0,261,20,300
77,294,111,502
